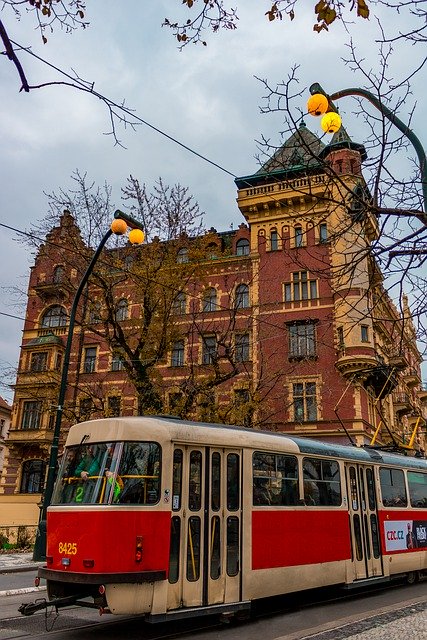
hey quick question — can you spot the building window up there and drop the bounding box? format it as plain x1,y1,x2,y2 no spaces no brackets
270,229,279,251
171,340,185,367
55,353,63,371
235,284,249,309
337,326,345,349
30,351,48,372
169,392,183,412
124,255,134,270
202,288,218,312
79,397,94,421
361,325,369,342
83,347,97,373
115,299,128,322
319,223,328,243
173,292,186,315
21,401,42,430
177,247,189,263
294,226,303,248
284,271,318,302
293,382,317,422
107,396,121,417
111,352,124,371
53,265,64,283
202,335,217,364
41,305,67,328
88,301,102,324
20,460,46,493
288,323,316,359
235,333,250,362
236,238,250,256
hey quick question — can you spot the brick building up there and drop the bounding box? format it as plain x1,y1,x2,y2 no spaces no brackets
1,123,426,527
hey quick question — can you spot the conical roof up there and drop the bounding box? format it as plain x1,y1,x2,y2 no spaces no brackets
256,121,325,174
320,124,367,161
235,122,325,189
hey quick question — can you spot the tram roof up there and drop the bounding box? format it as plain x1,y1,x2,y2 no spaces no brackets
68,416,427,471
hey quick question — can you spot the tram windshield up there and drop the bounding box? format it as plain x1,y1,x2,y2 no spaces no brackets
52,441,161,506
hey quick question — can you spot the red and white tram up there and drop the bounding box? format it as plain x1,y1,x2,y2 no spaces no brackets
31,416,426,620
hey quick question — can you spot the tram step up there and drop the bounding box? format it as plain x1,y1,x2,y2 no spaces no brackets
146,600,252,623
343,576,390,590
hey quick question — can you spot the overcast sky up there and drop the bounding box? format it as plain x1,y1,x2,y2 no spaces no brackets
0,1,426,402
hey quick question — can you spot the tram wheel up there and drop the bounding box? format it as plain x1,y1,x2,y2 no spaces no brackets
406,571,419,584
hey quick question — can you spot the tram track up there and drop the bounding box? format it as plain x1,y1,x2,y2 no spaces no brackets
2,578,425,640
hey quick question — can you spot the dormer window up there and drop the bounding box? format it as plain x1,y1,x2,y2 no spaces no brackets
53,265,64,284
236,238,250,256
177,248,189,263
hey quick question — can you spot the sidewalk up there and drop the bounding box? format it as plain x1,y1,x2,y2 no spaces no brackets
0,552,43,573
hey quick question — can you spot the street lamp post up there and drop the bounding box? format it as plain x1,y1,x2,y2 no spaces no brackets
33,210,144,561
308,82,427,220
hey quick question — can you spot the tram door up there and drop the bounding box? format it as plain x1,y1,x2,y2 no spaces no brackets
345,464,383,580
168,446,242,610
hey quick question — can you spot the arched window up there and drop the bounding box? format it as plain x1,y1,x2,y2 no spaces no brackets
295,226,303,248
173,292,186,315
20,460,46,493
53,265,64,283
115,299,128,322
236,238,250,256
270,230,279,251
177,248,189,263
202,288,217,312
41,305,67,328
235,284,249,309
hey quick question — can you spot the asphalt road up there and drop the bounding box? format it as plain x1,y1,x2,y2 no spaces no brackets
0,573,425,640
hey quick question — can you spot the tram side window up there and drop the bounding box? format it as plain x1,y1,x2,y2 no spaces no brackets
303,458,341,506
172,449,183,511
407,472,427,508
227,453,240,511
379,468,407,507
189,451,202,511
253,452,299,506
169,516,181,584
117,442,161,505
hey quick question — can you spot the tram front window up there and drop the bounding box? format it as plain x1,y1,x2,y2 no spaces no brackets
52,441,161,505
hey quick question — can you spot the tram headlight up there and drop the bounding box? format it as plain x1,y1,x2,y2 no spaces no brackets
61,557,71,567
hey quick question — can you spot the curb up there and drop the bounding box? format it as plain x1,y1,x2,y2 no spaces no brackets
0,564,43,574
0,585,47,597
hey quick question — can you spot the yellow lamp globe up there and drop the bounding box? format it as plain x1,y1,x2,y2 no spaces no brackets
111,218,128,235
307,93,329,117
321,112,342,134
128,228,145,245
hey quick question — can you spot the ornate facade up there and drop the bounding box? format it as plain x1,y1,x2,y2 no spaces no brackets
1,124,426,528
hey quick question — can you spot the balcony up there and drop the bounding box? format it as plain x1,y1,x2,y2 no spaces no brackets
33,278,72,301
6,427,54,446
404,368,422,388
392,392,412,415
417,382,427,404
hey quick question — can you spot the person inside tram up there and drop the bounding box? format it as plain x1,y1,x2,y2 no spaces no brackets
253,478,272,505
74,446,101,481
